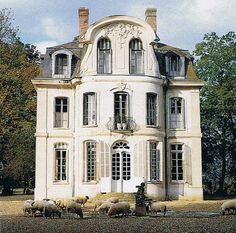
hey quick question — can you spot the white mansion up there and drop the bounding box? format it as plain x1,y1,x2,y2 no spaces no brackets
32,7,204,201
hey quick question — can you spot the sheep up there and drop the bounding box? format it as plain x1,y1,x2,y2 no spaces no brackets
43,203,61,219
106,197,119,204
23,199,34,216
94,200,106,211
43,198,56,205
66,201,83,218
221,200,236,215
148,202,167,216
108,202,130,217
97,202,114,214
73,196,89,207
31,200,48,217
55,198,73,210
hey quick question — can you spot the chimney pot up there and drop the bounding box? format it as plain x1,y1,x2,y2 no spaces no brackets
79,7,89,35
145,8,157,33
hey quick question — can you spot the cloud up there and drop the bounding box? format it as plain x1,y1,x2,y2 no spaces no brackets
40,17,74,43
34,40,58,54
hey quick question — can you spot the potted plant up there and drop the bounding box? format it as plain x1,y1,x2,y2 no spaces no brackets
115,115,122,130
121,114,127,130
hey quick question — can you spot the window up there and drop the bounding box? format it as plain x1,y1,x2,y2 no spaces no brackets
83,93,96,126
165,55,185,77
55,54,68,75
130,39,143,74
147,93,157,126
54,97,69,128
97,38,112,74
54,143,68,181
85,141,96,182
169,97,184,129
150,142,160,181
171,144,183,181
114,92,128,129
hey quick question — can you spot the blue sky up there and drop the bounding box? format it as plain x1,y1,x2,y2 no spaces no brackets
0,0,235,54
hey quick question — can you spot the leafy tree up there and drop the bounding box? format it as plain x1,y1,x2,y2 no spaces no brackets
194,32,236,195
0,9,39,195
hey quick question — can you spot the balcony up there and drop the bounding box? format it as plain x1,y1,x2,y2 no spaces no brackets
106,117,136,133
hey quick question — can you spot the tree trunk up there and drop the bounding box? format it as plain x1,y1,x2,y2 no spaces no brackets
218,147,226,194
1,177,14,196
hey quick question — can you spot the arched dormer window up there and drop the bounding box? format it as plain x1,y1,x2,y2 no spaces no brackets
129,38,144,74
52,50,72,78
97,38,112,74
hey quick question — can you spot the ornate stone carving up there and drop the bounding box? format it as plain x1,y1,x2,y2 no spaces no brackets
102,23,142,48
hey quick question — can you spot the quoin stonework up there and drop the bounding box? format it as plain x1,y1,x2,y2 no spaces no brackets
32,7,204,201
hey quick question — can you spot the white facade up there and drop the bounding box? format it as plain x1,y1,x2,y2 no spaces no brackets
32,9,203,201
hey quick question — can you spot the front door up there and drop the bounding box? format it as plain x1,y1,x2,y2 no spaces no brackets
111,142,131,192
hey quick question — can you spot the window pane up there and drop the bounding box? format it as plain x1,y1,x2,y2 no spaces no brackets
54,98,69,128
98,38,111,74
171,144,183,181
83,93,96,125
130,39,143,74
87,141,96,181
147,93,157,125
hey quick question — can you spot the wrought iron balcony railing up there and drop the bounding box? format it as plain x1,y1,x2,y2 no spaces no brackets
106,117,136,132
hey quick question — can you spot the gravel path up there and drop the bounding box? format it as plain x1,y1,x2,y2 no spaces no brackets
1,197,236,233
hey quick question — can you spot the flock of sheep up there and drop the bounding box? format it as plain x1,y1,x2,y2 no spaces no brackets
23,196,236,219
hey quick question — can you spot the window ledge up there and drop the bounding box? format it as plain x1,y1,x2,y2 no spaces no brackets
169,128,185,131
170,181,184,184
82,181,98,185
82,125,98,128
53,181,69,185
146,125,160,129
147,181,162,184
53,127,70,130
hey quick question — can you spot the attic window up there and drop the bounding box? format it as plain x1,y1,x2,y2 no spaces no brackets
55,54,68,75
165,54,185,77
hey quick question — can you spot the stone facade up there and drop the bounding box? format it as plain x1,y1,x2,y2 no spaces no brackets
32,8,203,201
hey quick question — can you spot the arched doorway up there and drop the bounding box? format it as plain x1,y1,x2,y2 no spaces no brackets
111,141,131,192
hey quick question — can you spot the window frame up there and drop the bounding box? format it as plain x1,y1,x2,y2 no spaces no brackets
83,92,97,126
52,49,72,79
169,97,185,130
54,97,69,129
149,141,160,182
84,141,97,182
170,144,184,182
146,93,158,127
54,143,68,183
129,38,144,75
97,38,112,74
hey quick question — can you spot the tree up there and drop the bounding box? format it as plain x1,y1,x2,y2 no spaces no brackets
0,9,39,195
194,32,236,195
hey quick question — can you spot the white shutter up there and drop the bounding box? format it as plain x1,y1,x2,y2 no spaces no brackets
100,141,110,177
184,144,192,185
179,57,185,77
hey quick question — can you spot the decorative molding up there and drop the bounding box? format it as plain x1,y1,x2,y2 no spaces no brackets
102,23,142,48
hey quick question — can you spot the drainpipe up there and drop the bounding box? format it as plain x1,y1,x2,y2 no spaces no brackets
163,78,169,200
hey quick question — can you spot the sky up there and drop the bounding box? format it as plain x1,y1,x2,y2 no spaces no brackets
0,0,235,54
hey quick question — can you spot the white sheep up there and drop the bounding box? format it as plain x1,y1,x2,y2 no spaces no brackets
107,197,119,203
31,200,48,217
66,201,83,218
97,202,114,214
23,199,34,216
221,200,236,215
108,202,130,217
148,202,167,216
55,198,73,210
93,200,106,211
73,196,89,207
43,203,61,219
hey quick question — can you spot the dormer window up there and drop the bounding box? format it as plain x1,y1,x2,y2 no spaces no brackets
165,54,185,77
55,54,68,75
52,50,72,78
129,38,144,74
97,38,112,74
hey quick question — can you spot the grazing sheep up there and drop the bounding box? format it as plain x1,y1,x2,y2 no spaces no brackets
55,198,73,210
43,203,61,219
97,202,114,214
94,200,106,211
148,202,167,216
221,200,236,215
31,200,48,217
73,196,89,207
23,200,34,216
66,201,83,218
108,202,130,217
43,198,56,205
107,197,119,203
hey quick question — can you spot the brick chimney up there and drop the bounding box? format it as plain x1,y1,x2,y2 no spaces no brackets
79,7,89,35
145,8,157,33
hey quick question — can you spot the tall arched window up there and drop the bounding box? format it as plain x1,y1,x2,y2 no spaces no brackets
97,38,112,74
129,38,143,74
